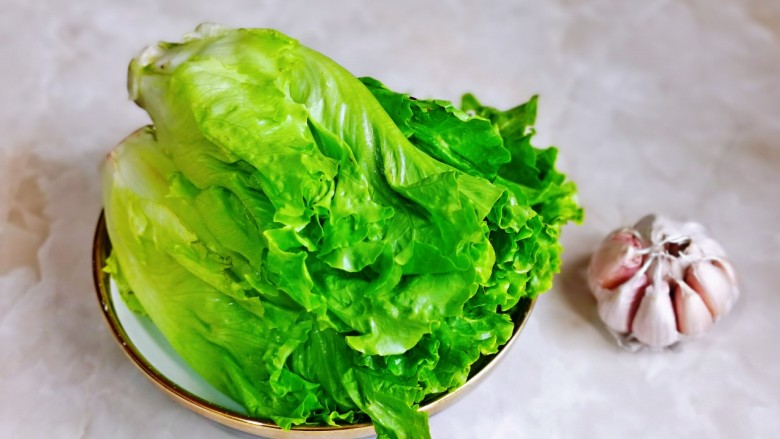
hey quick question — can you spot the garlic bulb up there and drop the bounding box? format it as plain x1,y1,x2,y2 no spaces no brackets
588,214,739,350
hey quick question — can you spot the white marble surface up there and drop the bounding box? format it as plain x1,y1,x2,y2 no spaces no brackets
2,1,780,438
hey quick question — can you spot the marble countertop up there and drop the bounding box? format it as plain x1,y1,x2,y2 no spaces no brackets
2,1,779,437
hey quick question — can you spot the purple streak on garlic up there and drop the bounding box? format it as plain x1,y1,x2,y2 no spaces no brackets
587,214,739,350
588,228,644,294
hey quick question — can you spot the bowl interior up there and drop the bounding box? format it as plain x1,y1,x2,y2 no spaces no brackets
109,276,249,413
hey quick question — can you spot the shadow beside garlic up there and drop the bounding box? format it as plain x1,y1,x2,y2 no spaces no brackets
555,249,620,348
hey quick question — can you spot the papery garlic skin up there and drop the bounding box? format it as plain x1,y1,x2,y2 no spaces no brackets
588,215,739,350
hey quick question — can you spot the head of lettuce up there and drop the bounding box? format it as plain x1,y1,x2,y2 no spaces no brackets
103,23,582,439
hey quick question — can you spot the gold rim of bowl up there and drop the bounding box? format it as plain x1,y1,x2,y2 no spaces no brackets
92,211,536,438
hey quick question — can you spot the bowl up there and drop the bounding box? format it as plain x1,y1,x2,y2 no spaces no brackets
92,212,535,438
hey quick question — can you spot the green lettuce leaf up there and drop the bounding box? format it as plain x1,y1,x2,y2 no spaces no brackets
104,24,582,439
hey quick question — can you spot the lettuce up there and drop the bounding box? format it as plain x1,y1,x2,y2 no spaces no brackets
103,24,582,439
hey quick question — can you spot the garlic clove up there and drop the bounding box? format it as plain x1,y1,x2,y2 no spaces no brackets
631,280,680,348
673,281,714,336
685,261,737,319
711,258,738,285
588,228,645,292
712,259,740,314
597,273,647,333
